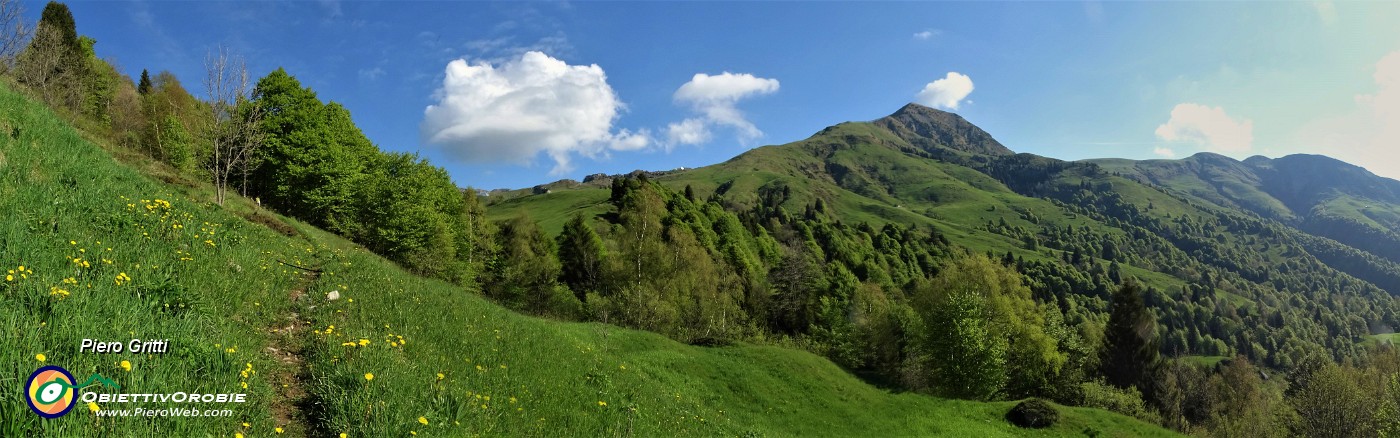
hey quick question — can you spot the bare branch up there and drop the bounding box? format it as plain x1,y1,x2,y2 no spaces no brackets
0,0,29,71
203,45,262,206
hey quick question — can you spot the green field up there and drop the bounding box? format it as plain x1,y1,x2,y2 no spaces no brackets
1367,333,1400,347
0,84,1174,435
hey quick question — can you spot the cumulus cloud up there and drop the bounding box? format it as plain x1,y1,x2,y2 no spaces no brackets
1153,147,1177,158
1297,50,1400,180
915,72,975,110
668,72,780,146
1154,103,1254,153
666,118,711,147
420,51,649,175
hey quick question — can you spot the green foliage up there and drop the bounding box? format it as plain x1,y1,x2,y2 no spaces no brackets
1007,398,1060,429
485,215,566,313
353,152,463,278
250,69,368,229
557,213,606,298
1099,280,1160,397
37,2,78,57
921,278,1007,399
1287,362,1375,437
1077,380,1161,425
241,68,480,283
912,255,1065,399
137,68,151,95
1379,373,1400,438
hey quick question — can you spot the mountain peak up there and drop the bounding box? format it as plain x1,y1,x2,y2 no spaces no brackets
873,103,1013,156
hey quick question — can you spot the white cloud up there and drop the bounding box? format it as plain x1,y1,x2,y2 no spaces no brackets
913,29,941,40
1153,147,1177,158
666,118,711,147
668,72,780,146
915,72,975,110
420,51,648,175
1154,103,1254,153
1297,50,1400,180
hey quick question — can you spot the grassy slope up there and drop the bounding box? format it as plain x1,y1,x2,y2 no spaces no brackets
0,86,1174,436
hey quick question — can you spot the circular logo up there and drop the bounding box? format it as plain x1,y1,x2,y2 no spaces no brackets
25,366,77,418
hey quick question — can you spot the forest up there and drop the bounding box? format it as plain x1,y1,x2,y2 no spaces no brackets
4,2,1400,436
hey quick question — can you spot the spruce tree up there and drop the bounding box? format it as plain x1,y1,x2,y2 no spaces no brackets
557,213,606,300
137,69,152,95
1099,280,1161,396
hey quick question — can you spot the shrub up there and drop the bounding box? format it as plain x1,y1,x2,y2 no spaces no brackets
1077,380,1161,424
1006,398,1059,428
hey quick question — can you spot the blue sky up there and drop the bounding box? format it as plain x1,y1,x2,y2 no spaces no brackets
42,1,1400,188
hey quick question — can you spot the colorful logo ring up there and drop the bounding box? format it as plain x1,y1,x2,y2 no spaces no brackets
26,365,77,418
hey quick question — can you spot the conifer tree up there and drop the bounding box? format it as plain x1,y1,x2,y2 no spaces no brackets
137,68,152,95
1099,280,1161,396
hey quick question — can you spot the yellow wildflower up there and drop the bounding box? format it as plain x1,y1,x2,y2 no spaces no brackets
88,402,99,412
35,353,46,362
364,373,374,381
418,416,428,425
120,360,132,371
275,427,284,434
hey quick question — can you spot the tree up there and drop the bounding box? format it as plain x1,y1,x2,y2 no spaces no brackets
354,153,463,279
557,213,606,300
456,188,495,283
1379,373,1400,438
605,179,672,330
106,68,144,149
0,0,29,73
137,68,151,95
202,45,262,206
1099,280,1161,398
37,2,76,55
1203,357,1285,437
913,255,1064,400
140,70,202,167
249,68,377,230
486,215,566,314
14,2,83,108
921,278,1006,400
1288,363,1374,437
14,24,69,105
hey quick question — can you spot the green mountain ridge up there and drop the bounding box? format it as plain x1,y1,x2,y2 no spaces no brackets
1090,151,1400,266
491,103,1400,370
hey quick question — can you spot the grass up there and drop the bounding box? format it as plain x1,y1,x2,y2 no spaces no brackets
0,82,310,435
1178,356,1230,368
0,83,1176,436
1365,333,1400,347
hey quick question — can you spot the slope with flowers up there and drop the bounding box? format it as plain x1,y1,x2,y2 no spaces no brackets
0,84,1173,436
